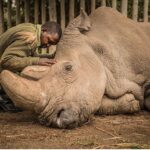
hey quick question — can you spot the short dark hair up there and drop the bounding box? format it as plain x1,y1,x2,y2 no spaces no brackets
42,21,62,41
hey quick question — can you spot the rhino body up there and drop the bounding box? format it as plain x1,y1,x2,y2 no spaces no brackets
1,7,150,128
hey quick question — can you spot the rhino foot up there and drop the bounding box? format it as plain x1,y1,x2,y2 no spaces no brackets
97,94,140,115
120,98,140,113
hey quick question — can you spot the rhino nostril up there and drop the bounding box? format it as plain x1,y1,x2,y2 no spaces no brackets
57,108,65,118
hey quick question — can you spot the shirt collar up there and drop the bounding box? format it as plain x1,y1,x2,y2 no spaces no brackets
35,24,42,47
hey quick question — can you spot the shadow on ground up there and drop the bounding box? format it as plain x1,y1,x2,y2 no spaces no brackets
0,111,149,148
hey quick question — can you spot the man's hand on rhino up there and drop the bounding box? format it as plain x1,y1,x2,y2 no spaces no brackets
38,58,56,66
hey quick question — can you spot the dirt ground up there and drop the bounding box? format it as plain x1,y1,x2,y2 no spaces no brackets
0,111,149,149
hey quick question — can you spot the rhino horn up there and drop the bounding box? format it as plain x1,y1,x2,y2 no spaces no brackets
0,70,47,113
78,8,91,32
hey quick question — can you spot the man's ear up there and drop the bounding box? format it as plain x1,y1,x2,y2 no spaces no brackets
77,8,91,33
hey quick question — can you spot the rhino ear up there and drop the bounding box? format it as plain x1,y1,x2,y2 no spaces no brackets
78,8,91,33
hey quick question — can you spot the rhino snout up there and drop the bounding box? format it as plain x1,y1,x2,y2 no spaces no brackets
55,108,79,128
39,104,89,129
54,106,90,128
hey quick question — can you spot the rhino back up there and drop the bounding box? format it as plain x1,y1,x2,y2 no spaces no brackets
88,7,150,79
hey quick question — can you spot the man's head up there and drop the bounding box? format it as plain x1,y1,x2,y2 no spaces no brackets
40,21,62,48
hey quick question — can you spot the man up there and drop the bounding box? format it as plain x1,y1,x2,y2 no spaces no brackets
0,21,62,72
0,21,62,112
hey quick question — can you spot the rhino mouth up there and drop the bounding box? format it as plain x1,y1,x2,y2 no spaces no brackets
38,102,90,129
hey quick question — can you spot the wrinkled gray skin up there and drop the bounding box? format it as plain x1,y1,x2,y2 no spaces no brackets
1,7,150,128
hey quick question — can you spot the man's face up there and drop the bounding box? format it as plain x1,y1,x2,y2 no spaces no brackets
40,32,59,48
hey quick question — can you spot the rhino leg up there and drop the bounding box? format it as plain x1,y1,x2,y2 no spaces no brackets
97,94,140,115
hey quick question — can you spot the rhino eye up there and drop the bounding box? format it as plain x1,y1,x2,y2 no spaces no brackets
65,65,72,71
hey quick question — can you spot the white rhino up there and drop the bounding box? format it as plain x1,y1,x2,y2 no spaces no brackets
1,7,150,128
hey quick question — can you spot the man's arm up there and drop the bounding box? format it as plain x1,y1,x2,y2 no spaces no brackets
0,40,39,72
34,46,56,59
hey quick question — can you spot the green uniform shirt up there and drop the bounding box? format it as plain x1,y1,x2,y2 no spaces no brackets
0,23,42,72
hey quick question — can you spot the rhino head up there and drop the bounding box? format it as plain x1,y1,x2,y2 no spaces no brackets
0,9,107,128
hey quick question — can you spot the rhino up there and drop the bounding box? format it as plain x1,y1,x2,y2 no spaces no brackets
1,7,150,128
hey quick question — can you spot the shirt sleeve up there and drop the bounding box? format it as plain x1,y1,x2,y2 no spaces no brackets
0,39,40,72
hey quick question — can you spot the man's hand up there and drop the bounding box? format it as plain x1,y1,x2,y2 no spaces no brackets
38,58,57,66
